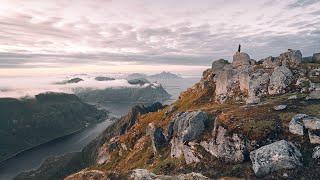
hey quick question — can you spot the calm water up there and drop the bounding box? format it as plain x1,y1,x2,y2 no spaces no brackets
0,77,199,180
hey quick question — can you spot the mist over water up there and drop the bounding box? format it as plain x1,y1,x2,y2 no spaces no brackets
0,74,143,98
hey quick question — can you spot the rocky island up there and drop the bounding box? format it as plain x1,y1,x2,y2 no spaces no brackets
16,49,320,179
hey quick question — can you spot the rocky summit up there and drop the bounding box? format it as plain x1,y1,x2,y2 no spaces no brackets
19,48,320,179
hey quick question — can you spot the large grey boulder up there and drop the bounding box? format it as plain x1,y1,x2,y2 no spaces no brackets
268,66,294,95
313,53,320,63
249,72,270,97
200,126,246,163
289,114,308,136
172,111,207,143
147,123,168,154
279,49,302,68
170,111,208,163
250,140,303,177
232,52,251,68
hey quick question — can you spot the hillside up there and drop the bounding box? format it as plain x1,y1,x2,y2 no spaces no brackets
0,92,107,162
75,82,171,104
17,49,320,179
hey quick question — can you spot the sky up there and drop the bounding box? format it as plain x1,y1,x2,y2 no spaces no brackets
0,0,319,76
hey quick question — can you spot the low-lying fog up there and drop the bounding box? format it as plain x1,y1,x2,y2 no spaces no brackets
0,74,142,98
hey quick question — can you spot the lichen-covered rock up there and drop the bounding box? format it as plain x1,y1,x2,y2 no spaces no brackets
172,111,207,143
308,130,320,144
129,169,158,180
268,66,294,95
176,172,209,179
308,69,320,83
303,116,320,130
249,71,270,97
170,139,201,164
273,105,287,111
308,90,320,100
200,126,246,163
214,68,237,97
289,114,308,135
260,56,281,68
170,111,207,163
147,123,168,154
278,49,302,68
212,59,230,73
232,52,251,68
250,140,303,176
312,146,320,159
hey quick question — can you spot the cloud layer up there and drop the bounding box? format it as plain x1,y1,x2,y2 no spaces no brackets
0,0,319,72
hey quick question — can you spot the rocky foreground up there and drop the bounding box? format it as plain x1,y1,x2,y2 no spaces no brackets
17,49,320,179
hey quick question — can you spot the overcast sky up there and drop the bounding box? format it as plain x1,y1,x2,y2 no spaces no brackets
0,0,319,76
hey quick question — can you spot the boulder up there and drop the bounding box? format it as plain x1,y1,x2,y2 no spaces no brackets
308,90,320,100
176,173,209,179
212,59,230,73
200,126,246,163
172,111,207,143
250,140,303,176
247,71,270,102
130,169,158,180
313,53,320,63
288,95,298,100
146,123,168,154
289,114,308,136
232,52,251,68
246,96,261,105
273,105,287,111
214,68,237,96
302,116,320,130
170,111,208,163
308,69,320,83
170,138,200,164
312,146,320,159
278,49,302,68
268,66,294,95
261,56,281,68
308,130,320,144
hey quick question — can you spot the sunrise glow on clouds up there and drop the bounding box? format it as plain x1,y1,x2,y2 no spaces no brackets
0,0,319,76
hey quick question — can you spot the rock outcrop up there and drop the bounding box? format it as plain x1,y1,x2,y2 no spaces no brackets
232,52,251,68
289,114,307,136
268,66,294,95
250,140,302,176
147,123,168,154
170,111,208,163
200,126,246,163
289,114,320,144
